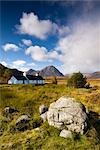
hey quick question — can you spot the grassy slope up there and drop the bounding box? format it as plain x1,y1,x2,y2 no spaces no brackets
0,83,100,150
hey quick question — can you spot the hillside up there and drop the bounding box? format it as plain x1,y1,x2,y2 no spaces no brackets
27,65,64,77
0,63,23,83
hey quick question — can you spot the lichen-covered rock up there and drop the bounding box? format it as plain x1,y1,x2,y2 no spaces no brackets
47,96,88,134
60,130,72,138
16,115,31,131
39,105,48,115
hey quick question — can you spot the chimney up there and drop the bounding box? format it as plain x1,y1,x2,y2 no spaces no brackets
35,73,39,76
23,72,26,76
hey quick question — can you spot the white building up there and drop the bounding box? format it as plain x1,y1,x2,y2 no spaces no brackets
8,74,44,85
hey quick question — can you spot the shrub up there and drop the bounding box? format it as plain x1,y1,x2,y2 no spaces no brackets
67,72,87,88
52,76,57,84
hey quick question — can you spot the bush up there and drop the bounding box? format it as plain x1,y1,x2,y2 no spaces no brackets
52,76,57,84
67,72,87,88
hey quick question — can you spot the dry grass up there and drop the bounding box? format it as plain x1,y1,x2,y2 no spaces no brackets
0,79,100,150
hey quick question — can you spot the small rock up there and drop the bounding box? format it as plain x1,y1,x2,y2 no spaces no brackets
60,130,72,138
40,112,47,122
39,105,48,115
34,127,40,131
16,115,31,125
16,115,31,131
4,107,18,114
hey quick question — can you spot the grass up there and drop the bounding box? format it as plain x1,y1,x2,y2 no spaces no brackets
0,81,100,150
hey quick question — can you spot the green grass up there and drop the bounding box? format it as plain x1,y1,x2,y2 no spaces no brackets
0,84,100,150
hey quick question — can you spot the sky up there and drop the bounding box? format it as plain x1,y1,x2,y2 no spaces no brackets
0,0,100,74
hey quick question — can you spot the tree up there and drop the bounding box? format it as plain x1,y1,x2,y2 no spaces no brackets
52,76,57,84
67,72,87,88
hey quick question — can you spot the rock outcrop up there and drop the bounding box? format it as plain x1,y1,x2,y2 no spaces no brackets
47,96,88,134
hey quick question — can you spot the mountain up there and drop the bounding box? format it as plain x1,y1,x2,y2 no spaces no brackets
39,65,64,77
26,69,37,75
65,72,100,79
0,63,23,83
89,72,100,79
27,65,64,77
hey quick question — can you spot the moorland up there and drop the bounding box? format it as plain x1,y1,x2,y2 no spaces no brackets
0,78,100,150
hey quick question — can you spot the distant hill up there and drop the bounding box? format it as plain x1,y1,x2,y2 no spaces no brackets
0,63,23,83
27,65,64,77
65,72,100,79
89,72,100,79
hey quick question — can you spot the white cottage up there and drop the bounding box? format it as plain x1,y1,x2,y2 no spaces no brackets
26,75,44,84
8,75,27,84
8,74,44,85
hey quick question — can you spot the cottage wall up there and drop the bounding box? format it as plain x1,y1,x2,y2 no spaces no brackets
8,76,24,84
37,80,44,84
8,76,18,84
29,80,37,84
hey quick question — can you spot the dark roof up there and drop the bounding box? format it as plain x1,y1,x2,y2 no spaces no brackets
26,75,44,80
13,75,27,80
12,75,44,80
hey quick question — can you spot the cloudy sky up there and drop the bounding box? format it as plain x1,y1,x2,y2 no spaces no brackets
0,0,100,74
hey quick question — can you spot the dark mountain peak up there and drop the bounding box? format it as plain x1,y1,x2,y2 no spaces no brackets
39,65,64,77
26,69,37,75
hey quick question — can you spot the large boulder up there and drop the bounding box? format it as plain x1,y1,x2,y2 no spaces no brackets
39,105,48,115
47,96,88,134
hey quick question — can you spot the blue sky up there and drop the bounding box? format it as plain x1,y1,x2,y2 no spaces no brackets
0,0,100,74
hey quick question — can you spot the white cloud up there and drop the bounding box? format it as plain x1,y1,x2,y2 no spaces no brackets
13,60,26,66
56,19,100,74
0,61,8,67
17,12,57,39
25,45,60,62
25,46,47,61
22,39,32,46
17,12,70,39
58,26,70,37
11,60,36,71
2,43,19,51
